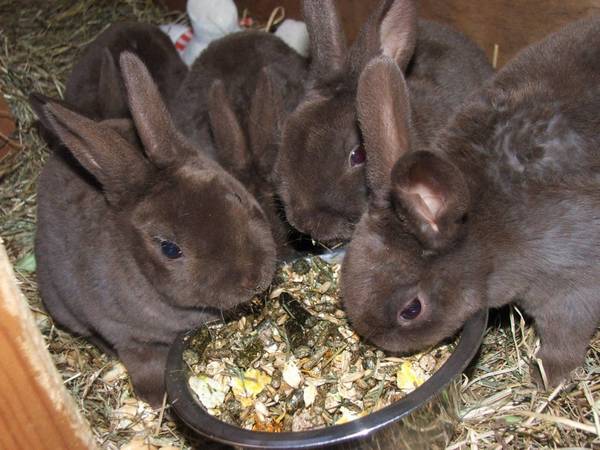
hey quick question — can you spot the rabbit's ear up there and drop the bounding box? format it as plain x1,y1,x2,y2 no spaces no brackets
98,48,129,118
101,118,141,147
207,79,251,176
119,51,187,168
391,151,470,249
303,0,348,79
30,93,63,133
39,100,150,204
248,67,284,178
357,56,412,200
350,0,417,73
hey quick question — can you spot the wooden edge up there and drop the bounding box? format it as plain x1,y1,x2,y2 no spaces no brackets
0,239,96,450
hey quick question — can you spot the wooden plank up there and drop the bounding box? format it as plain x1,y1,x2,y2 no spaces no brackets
0,240,95,450
419,0,600,67
0,95,16,161
161,0,600,67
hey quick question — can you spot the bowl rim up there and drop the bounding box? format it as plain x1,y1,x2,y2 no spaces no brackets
165,309,488,449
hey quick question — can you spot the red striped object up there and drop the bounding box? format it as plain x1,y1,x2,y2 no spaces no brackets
175,28,193,51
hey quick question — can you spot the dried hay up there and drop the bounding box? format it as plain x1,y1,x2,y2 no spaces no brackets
0,1,598,448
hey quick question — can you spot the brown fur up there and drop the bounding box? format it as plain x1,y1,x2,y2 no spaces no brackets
206,71,292,257
65,22,187,120
342,16,600,387
172,31,307,158
31,53,276,406
172,31,309,257
275,0,493,245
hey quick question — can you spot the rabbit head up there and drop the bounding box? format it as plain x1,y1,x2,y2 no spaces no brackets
34,52,277,311
341,56,481,353
275,0,418,245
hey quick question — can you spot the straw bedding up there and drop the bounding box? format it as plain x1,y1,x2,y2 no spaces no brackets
0,1,598,448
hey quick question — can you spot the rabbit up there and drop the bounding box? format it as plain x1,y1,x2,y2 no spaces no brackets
172,30,307,157
274,0,493,245
65,22,187,120
171,30,309,256
31,52,277,407
206,70,293,256
341,16,600,389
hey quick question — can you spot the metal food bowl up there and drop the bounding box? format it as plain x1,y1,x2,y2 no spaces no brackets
165,309,488,450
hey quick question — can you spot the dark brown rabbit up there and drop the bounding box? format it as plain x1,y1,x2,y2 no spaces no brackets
65,22,187,119
206,69,292,255
31,53,276,407
275,0,493,245
171,31,308,255
342,16,600,388
172,30,307,158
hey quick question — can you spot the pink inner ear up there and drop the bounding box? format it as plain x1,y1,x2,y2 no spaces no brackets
408,183,444,232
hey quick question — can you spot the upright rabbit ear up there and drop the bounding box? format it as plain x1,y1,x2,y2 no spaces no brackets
30,93,64,137
248,67,284,178
350,0,417,73
357,56,412,201
391,151,470,249
303,0,348,79
98,48,129,119
207,79,251,176
34,99,150,205
119,52,185,168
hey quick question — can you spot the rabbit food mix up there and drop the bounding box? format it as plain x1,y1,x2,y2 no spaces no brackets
184,256,453,432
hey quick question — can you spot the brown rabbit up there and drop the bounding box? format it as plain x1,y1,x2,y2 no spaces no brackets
31,53,276,407
65,22,187,119
275,0,493,245
342,16,600,388
172,30,307,158
206,70,293,255
172,31,309,255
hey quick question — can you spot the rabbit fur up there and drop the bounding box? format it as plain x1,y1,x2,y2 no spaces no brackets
275,0,493,245
342,16,600,388
31,53,277,406
65,22,187,120
172,30,309,255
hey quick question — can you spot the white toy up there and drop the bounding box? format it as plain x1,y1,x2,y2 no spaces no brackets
183,0,240,64
275,19,309,57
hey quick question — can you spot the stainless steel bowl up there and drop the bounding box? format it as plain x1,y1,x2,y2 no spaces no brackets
165,309,488,449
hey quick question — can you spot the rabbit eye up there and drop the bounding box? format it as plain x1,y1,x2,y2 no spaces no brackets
399,298,421,321
349,144,366,167
160,240,183,259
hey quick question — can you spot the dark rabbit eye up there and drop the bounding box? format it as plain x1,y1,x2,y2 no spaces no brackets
399,298,422,321
160,240,183,259
349,144,366,167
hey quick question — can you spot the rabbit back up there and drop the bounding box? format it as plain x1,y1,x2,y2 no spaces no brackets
172,30,308,156
65,22,187,119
